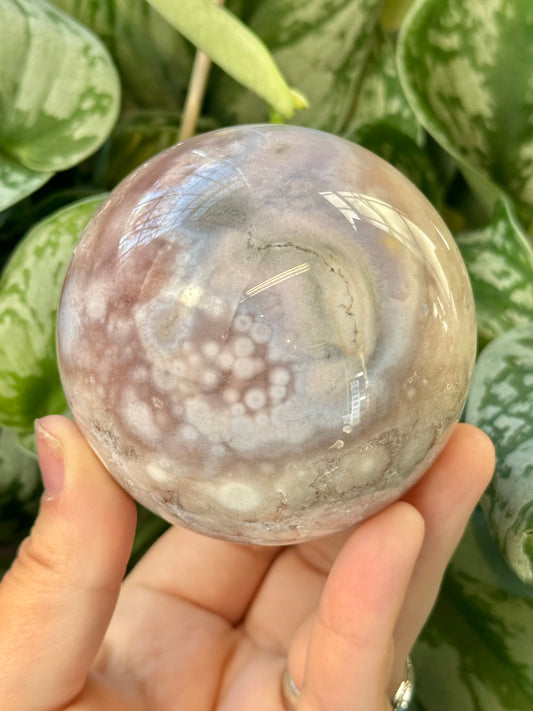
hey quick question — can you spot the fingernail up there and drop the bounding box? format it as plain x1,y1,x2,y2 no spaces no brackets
35,419,65,498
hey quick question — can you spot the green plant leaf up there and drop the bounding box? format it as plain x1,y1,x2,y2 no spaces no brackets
413,509,533,710
50,0,194,110
0,154,53,213
397,0,533,225
465,323,533,586
0,0,120,208
0,184,104,275
335,28,453,205
380,0,417,32
0,195,105,432
145,0,305,119
207,0,384,132
456,199,533,348
343,30,422,144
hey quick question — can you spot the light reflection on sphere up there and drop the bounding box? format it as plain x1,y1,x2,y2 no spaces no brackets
57,124,476,544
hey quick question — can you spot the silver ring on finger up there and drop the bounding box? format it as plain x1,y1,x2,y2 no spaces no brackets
280,656,415,710
391,657,415,710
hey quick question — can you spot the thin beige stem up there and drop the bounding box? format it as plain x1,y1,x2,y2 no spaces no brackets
179,0,226,142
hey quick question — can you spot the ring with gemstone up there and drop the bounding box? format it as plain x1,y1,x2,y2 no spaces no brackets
281,656,414,710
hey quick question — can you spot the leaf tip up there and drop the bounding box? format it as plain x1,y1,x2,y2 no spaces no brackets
270,88,309,122
290,88,309,112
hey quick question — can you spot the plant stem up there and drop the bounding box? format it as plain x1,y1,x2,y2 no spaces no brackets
179,0,226,142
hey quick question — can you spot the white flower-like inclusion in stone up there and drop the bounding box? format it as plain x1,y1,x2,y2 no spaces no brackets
57,124,476,544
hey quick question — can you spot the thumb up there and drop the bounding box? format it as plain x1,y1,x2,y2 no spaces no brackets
0,415,137,711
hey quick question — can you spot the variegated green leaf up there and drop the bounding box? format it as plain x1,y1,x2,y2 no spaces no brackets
465,323,533,586
380,0,417,32
145,0,306,119
208,0,384,133
456,199,533,348
397,0,533,225
0,185,102,274
413,509,533,710
50,0,194,110
0,153,52,213
0,0,120,208
343,30,422,144
0,195,105,432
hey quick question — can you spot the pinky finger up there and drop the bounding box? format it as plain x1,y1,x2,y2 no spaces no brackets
289,502,425,711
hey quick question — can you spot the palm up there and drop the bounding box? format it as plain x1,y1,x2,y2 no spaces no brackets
88,424,493,711
95,530,346,710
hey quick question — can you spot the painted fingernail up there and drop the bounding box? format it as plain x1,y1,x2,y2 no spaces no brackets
35,419,65,498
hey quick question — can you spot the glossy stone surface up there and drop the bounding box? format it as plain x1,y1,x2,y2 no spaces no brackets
57,124,476,544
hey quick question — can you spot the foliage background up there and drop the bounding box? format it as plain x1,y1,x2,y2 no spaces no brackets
1,0,533,708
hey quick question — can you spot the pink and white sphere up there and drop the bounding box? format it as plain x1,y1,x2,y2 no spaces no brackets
57,124,476,544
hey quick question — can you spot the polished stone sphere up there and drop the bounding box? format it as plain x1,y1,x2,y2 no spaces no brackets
57,124,476,544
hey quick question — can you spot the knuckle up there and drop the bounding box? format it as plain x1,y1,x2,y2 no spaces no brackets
14,527,72,589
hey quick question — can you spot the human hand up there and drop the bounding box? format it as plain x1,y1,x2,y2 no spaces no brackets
0,416,494,711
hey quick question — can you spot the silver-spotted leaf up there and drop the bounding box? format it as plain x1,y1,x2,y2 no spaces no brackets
0,154,53,213
413,510,533,710
145,0,306,119
208,0,384,133
465,323,533,586
0,0,120,208
50,0,194,110
343,30,422,144
0,195,105,432
456,199,533,348
397,0,533,225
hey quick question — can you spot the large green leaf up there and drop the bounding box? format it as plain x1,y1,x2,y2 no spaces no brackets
413,510,533,710
208,0,385,132
0,195,105,432
50,0,194,110
380,0,417,32
343,29,422,144
145,0,306,119
465,323,533,586
397,0,533,225
0,184,104,275
0,154,53,213
336,27,452,203
456,199,533,348
0,0,120,209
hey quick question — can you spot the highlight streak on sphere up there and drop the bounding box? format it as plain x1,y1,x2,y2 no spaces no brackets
57,124,476,544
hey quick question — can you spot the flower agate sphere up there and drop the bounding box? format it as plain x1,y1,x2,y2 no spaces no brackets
57,124,476,544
